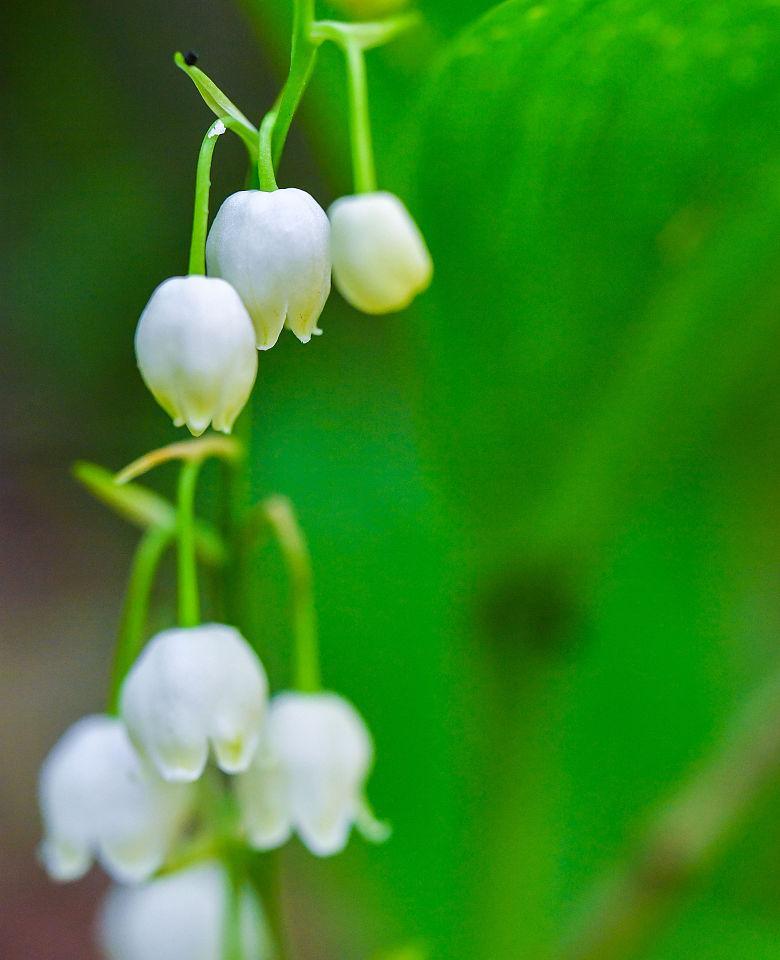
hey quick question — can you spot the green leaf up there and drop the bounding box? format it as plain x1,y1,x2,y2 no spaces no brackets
404,1,780,957
174,52,259,157
73,461,225,566
411,0,780,562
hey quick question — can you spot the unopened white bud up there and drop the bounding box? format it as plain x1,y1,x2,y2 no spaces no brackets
206,189,331,350
329,192,432,315
329,0,411,18
135,276,257,437
98,862,267,960
120,624,268,783
235,692,375,857
38,715,192,884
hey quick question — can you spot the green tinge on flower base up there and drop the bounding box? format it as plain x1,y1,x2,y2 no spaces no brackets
135,276,258,436
206,188,331,350
120,624,269,783
38,715,193,884
235,691,382,857
329,192,433,314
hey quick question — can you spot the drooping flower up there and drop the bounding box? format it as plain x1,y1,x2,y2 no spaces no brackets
120,624,268,783
328,192,432,315
235,692,381,856
38,715,192,884
206,188,331,350
135,275,257,436
98,861,267,960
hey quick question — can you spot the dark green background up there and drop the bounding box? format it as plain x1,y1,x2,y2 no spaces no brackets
3,1,780,958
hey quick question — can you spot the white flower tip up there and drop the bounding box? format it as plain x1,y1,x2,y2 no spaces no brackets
39,838,91,882
208,120,227,138
185,419,209,438
356,800,392,844
246,821,291,852
101,842,166,885
154,750,208,785
213,735,256,775
298,817,352,858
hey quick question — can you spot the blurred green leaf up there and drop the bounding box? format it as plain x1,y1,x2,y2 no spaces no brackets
404,0,780,957
411,0,780,563
74,461,225,565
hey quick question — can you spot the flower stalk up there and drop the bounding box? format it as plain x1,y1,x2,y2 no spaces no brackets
189,119,227,275
177,459,203,628
108,525,173,714
260,496,320,693
344,40,377,194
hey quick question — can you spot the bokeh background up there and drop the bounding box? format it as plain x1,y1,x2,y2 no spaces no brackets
3,0,780,958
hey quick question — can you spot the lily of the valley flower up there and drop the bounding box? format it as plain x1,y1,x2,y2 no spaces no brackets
135,275,257,436
121,624,268,783
38,715,192,884
98,862,267,960
206,188,331,350
329,192,432,315
235,692,377,856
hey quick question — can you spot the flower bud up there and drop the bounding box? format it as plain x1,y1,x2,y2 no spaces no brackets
38,715,192,884
329,192,432,315
135,276,257,437
120,624,268,783
206,189,331,350
329,0,411,18
98,862,267,960
235,692,374,856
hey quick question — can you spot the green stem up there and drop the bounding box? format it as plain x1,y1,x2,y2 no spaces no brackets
262,496,320,692
189,119,227,275
177,459,203,627
222,406,254,632
344,40,377,194
223,861,245,960
246,852,290,960
258,112,278,191
258,0,319,187
273,0,318,167
108,525,173,713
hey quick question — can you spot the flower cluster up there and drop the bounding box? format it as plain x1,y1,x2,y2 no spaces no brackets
39,624,378,886
137,179,431,438
40,3,424,956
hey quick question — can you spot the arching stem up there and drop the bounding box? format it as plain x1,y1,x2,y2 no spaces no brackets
188,118,228,275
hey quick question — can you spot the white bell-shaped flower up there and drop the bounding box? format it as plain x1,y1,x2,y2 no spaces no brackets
98,861,267,960
329,192,432,315
135,275,257,437
120,624,268,783
235,692,375,856
38,715,192,884
206,188,331,350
